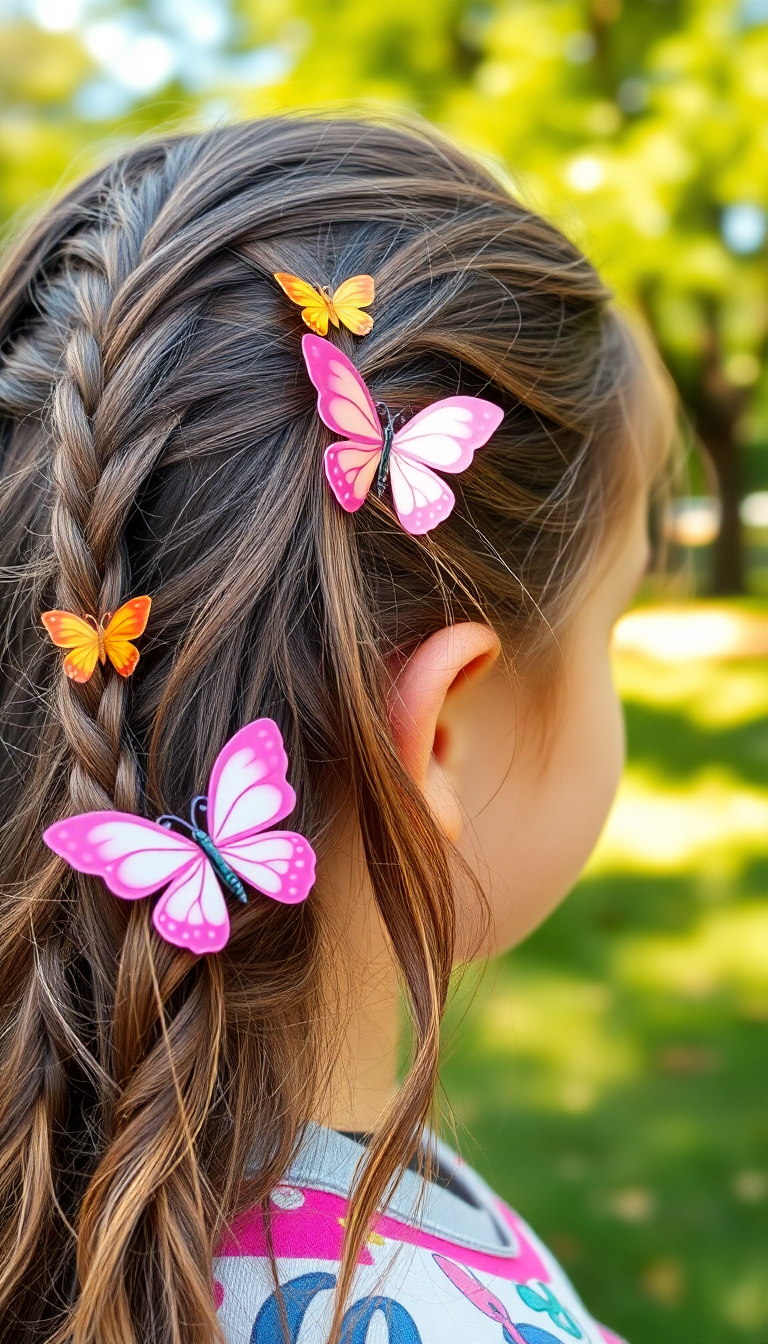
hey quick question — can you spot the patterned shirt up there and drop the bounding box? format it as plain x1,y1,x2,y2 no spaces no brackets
215,1126,628,1344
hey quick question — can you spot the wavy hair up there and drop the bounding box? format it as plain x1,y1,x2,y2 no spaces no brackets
0,115,670,1343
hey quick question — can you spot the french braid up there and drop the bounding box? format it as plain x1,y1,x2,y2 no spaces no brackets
0,146,227,1342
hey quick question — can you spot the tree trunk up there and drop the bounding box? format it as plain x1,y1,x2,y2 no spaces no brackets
701,416,745,595
685,308,748,596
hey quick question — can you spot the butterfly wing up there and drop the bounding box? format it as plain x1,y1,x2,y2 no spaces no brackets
220,831,316,905
208,719,298,847
388,454,456,534
303,334,383,513
274,272,331,336
102,595,151,678
388,397,504,535
153,858,230,954
331,274,375,336
301,334,382,443
324,441,382,513
205,719,316,907
43,812,198,900
41,611,100,683
393,397,504,474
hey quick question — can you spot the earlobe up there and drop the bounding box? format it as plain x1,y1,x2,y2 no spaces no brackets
387,622,500,838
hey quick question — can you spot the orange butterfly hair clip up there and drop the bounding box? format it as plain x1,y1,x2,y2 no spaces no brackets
273,272,374,337
42,595,151,683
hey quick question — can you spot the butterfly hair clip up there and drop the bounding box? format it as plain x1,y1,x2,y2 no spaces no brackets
42,596,151,682
43,719,316,954
274,272,374,337
302,335,504,535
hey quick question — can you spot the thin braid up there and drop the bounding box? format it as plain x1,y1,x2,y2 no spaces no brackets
0,149,211,1341
49,207,154,815
46,156,228,1344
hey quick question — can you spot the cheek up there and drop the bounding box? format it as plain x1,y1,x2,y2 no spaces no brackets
454,654,625,958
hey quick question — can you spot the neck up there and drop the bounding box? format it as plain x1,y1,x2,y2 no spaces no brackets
316,823,401,1132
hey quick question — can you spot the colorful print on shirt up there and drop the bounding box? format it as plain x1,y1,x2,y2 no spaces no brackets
213,1182,628,1344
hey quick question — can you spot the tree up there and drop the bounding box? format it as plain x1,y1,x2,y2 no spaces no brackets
2,0,767,591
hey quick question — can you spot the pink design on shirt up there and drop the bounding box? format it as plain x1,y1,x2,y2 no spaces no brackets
494,1201,552,1280
432,1256,528,1343
217,1186,552,1282
218,1188,375,1266
598,1329,629,1344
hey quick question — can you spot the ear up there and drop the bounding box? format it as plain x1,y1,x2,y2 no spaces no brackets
388,623,500,841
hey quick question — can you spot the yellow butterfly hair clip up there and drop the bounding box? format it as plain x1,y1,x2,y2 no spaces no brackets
273,272,374,337
42,595,151,683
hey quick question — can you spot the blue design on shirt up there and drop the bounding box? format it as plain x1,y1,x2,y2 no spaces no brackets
514,1328,570,1344
340,1294,422,1343
251,1272,336,1342
251,1273,422,1344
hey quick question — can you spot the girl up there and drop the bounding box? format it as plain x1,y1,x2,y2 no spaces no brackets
0,116,672,1344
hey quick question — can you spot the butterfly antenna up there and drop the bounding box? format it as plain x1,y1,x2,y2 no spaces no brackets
155,812,195,837
190,795,209,831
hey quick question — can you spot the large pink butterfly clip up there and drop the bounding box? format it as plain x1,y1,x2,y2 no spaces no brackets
43,719,316,955
302,334,503,535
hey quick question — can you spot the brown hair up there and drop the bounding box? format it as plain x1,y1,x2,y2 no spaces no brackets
0,115,669,1344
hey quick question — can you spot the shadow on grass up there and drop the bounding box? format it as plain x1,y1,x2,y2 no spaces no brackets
624,697,768,789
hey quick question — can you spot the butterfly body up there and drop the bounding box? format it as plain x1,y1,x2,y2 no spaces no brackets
318,287,341,330
44,719,316,954
42,595,151,682
95,618,106,665
302,334,504,535
190,827,248,904
375,403,395,498
274,272,374,337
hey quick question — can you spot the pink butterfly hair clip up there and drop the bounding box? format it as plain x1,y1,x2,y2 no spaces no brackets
43,719,316,955
302,334,503,535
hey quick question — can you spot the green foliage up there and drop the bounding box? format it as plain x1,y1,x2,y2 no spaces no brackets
1,1,766,409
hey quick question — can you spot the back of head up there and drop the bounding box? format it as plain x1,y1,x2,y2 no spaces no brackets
0,116,662,1343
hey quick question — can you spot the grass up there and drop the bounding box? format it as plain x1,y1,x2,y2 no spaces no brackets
441,640,768,1344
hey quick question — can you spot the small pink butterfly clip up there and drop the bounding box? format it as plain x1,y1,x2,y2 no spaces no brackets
302,333,503,535
43,719,316,955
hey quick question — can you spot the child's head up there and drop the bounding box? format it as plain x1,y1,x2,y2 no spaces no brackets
0,116,672,1343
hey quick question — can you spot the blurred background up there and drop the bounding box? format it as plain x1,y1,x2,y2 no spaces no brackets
0,0,766,1340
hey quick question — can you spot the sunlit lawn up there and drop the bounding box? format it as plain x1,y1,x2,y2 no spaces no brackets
442,611,768,1344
